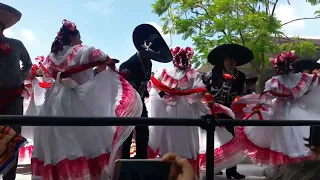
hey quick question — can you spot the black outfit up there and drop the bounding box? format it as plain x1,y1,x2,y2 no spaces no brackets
119,53,151,159
2,95,23,180
203,66,246,179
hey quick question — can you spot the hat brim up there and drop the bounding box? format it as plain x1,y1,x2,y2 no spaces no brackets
293,59,320,72
111,58,120,63
132,24,172,63
0,4,22,29
207,44,254,66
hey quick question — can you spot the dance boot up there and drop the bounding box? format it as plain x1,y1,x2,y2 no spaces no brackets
226,166,245,179
215,171,223,175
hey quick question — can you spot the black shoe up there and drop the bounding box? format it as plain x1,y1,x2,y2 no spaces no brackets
226,169,245,179
215,171,223,175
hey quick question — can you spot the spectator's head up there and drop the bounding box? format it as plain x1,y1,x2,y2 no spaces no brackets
272,160,320,180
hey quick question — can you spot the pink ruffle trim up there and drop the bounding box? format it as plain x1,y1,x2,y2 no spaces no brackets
236,126,311,165
31,153,110,180
147,134,245,176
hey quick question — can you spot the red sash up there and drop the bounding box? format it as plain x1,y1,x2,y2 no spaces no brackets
150,76,207,96
0,88,23,114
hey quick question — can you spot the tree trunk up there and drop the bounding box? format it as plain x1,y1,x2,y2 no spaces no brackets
255,71,267,93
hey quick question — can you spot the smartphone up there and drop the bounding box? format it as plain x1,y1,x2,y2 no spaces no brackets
112,159,173,180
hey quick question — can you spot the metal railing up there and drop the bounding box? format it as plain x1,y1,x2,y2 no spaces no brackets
1,115,319,180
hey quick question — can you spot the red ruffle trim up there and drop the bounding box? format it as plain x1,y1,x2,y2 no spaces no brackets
236,126,311,165
31,153,110,180
147,134,244,176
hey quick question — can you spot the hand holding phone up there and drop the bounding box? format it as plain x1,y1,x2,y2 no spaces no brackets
161,153,195,180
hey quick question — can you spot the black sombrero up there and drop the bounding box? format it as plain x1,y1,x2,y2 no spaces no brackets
304,126,320,148
207,44,254,66
0,3,22,29
111,58,120,64
293,59,320,73
132,24,172,63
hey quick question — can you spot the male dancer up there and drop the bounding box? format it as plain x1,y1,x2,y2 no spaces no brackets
119,24,172,159
203,44,254,179
0,3,32,179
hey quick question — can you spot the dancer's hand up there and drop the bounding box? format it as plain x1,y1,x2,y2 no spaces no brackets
161,153,195,180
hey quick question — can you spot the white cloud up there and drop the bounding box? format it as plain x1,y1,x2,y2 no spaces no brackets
20,28,36,42
275,4,305,34
85,0,113,15
3,29,14,38
148,21,171,44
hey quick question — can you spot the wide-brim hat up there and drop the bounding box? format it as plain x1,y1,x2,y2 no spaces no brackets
132,24,172,63
0,3,22,29
293,59,320,73
111,58,120,63
304,126,320,148
207,44,254,66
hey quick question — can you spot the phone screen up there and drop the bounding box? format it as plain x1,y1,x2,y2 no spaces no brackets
113,159,172,180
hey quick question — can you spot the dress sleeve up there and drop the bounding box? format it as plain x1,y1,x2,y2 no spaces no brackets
88,48,109,63
260,79,274,104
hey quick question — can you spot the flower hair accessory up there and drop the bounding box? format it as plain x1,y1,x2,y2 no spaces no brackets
57,19,77,36
62,19,77,31
171,46,194,69
51,19,78,54
269,50,297,67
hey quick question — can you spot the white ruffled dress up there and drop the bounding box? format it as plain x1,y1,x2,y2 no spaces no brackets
146,68,246,176
20,74,53,165
31,45,143,180
234,73,320,166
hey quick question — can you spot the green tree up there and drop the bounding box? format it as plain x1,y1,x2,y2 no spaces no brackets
152,0,320,92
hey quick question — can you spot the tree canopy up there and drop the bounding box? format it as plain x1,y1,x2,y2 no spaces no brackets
151,0,320,73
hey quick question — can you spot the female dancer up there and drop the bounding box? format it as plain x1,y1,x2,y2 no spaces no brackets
233,50,320,178
19,56,53,165
31,20,143,180
147,46,245,178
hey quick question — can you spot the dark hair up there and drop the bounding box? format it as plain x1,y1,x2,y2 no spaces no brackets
174,54,189,67
275,58,295,75
50,25,80,54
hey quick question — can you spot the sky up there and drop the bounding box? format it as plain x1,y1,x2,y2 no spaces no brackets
2,0,320,71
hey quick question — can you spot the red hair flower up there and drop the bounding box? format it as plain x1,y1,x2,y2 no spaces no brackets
170,46,194,69
223,73,236,81
269,50,297,67
62,19,77,31
0,42,12,55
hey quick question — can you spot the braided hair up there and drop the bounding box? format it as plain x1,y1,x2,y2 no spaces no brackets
51,20,80,54
269,50,297,75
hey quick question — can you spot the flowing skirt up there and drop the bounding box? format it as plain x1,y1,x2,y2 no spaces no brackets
233,94,314,166
20,79,47,165
31,68,143,180
146,90,246,176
